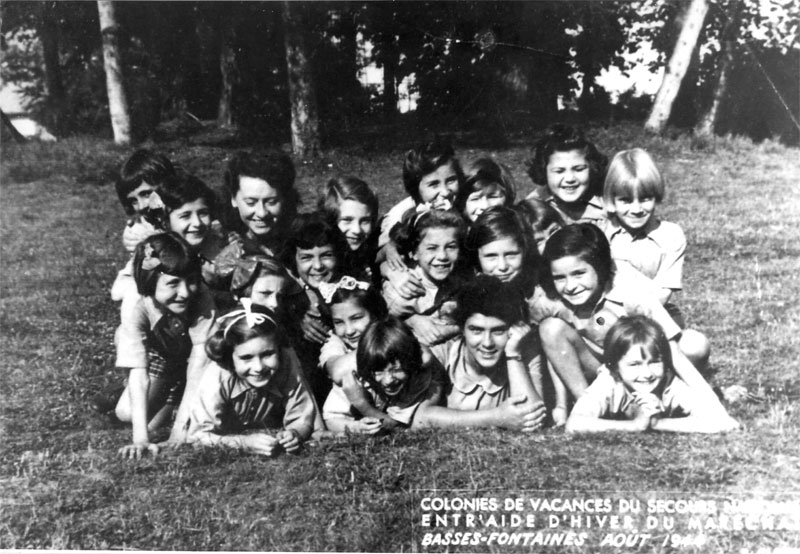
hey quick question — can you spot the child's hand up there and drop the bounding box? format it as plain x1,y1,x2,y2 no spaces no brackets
301,305,330,344
630,395,660,431
383,242,407,273
277,429,301,454
551,406,568,427
497,396,546,432
406,314,459,346
118,441,159,460
387,268,424,300
243,433,281,456
505,323,532,359
351,417,383,435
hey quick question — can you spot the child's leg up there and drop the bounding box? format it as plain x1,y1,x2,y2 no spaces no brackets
538,317,601,399
548,362,569,426
679,329,711,377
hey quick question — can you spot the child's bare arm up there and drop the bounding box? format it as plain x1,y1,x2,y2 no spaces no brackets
324,417,383,435
377,241,408,273
380,260,424,300
649,414,739,433
415,396,545,432
405,314,460,346
118,367,158,459
566,403,656,434
341,369,392,422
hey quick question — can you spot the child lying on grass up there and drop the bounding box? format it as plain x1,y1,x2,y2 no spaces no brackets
566,315,739,434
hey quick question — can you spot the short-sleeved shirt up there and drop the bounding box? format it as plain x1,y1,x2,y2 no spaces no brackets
115,285,216,370
529,265,681,360
570,366,697,420
322,365,443,426
188,352,318,443
603,218,686,291
378,196,416,247
526,186,606,226
429,337,541,411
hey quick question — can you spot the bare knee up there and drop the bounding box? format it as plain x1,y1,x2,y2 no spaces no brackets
115,388,132,422
680,329,710,372
539,317,575,346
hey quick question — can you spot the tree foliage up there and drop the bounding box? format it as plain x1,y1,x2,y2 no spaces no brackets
1,0,796,144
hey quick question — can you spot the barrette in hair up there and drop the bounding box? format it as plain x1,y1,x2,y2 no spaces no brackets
318,276,370,304
141,243,161,271
218,298,276,339
415,198,452,215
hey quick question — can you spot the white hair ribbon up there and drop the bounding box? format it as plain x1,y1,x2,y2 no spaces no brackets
219,298,275,339
318,276,371,304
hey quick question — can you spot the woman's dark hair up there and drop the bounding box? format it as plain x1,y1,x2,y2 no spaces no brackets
116,149,176,215
525,124,608,198
132,232,201,296
452,274,527,328
402,138,464,203
465,206,541,295
356,316,422,401
539,223,614,299
279,211,349,276
390,208,467,261
604,315,674,389
221,150,300,234
206,305,285,372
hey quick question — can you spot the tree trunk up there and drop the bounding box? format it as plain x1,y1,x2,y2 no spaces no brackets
97,0,131,145
282,1,320,158
218,15,236,127
645,0,709,133
37,2,67,135
695,2,741,137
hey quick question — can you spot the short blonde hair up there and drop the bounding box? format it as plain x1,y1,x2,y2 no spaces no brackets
603,149,664,214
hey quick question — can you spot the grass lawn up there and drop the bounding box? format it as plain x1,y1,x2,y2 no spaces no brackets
1,123,799,552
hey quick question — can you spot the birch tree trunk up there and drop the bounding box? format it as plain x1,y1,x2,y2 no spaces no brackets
282,1,320,158
645,0,709,133
97,0,131,145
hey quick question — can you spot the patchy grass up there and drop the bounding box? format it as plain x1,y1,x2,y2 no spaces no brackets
1,124,799,551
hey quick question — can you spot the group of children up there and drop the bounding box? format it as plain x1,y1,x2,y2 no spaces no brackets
101,124,738,459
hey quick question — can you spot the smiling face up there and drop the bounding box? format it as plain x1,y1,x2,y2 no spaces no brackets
126,182,156,214
463,313,509,372
232,335,281,389
418,161,459,208
331,298,374,349
337,199,374,251
411,227,460,283
612,193,656,233
550,255,602,310
153,272,199,315
464,185,506,222
231,176,284,238
168,198,211,248
374,359,409,398
249,274,286,311
546,149,591,205
615,344,666,396
295,245,337,289
477,237,523,284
